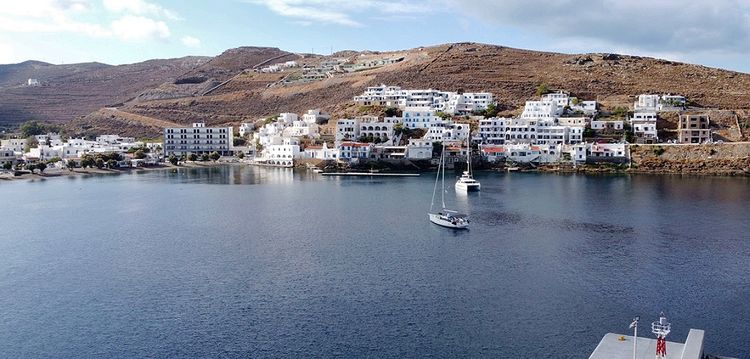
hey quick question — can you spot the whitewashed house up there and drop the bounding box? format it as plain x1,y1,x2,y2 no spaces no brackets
335,118,361,142
239,123,254,137
520,100,561,119
591,120,624,130
406,138,433,159
402,108,441,129
303,143,339,160
264,137,300,166
634,94,661,112
302,109,330,125
630,112,658,142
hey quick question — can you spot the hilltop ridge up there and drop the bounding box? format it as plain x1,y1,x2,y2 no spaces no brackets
2,42,749,138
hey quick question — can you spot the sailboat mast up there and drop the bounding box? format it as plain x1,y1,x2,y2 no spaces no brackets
430,148,441,212
441,146,446,209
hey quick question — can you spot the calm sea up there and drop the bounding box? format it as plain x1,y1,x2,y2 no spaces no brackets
1,166,748,358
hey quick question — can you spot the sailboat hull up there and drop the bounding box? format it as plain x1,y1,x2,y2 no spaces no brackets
428,212,469,229
455,181,481,192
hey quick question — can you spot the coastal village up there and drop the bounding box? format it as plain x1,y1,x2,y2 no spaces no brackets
0,82,725,176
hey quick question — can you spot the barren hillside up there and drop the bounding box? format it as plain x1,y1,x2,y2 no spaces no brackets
4,43,750,138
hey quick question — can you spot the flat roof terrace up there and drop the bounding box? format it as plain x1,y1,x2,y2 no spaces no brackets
589,330,737,359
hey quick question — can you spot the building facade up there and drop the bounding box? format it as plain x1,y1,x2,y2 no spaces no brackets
678,115,711,144
163,123,233,157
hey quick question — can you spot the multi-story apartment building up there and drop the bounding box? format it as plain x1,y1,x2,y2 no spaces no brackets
402,108,440,129
629,112,658,143
353,85,494,115
678,114,711,144
475,117,508,144
163,122,233,157
335,118,361,142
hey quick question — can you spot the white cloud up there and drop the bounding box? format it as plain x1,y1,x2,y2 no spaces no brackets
246,0,435,27
444,0,750,55
102,0,181,20
111,15,170,41
181,35,201,48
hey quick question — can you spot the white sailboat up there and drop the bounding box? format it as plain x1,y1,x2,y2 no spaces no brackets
455,140,480,192
429,146,469,229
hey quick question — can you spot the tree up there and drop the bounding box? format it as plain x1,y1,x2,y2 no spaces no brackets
95,158,105,169
435,111,452,120
209,151,221,162
237,152,245,159
106,159,118,169
483,103,499,118
66,160,78,170
168,154,179,165
201,153,209,162
233,137,247,146
47,156,62,164
583,127,596,138
2,162,12,170
134,150,146,159
536,83,551,97
27,163,36,173
187,153,198,161
20,121,45,137
384,107,400,117
625,131,636,143
80,155,95,168
24,137,39,152
36,162,47,173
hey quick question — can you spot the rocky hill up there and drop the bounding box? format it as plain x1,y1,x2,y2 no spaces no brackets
0,57,210,127
3,43,750,139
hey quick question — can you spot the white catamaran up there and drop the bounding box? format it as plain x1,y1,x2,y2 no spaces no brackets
454,140,480,192
429,146,470,229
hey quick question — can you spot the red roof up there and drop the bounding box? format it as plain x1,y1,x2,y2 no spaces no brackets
341,142,371,148
482,146,505,153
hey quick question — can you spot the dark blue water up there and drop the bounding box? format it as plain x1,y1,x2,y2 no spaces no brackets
1,167,748,358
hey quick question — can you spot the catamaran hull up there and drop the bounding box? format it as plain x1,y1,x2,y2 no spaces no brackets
455,182,481,192
428,213,469,229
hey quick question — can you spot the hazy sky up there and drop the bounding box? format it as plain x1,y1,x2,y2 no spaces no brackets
1,0,749,73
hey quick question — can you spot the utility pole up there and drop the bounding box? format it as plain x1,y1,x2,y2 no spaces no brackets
630,316,640,359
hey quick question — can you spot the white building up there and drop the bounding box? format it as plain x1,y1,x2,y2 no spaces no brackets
283,120,319,138
239,123,254,137
302,109,330,125
34,133,63,146
629,112,658,142
163,122,233,157
359,116,400,144
422,120,470,142
353,85,494,115
475,117,508,144
27,78,40,86
402,108,441,129
263,137,300,166
278,113,298,125
303,143,339,160
591,120,624,131
96,135,135,144
0,138,28,153
406,138,433,159
0,148,18,166
335,118,360,142
634,94,687,112
339,142,373,161
589,143,627,161
520,100,561,119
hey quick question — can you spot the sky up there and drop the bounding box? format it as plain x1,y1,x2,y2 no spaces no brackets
1,0,749,73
